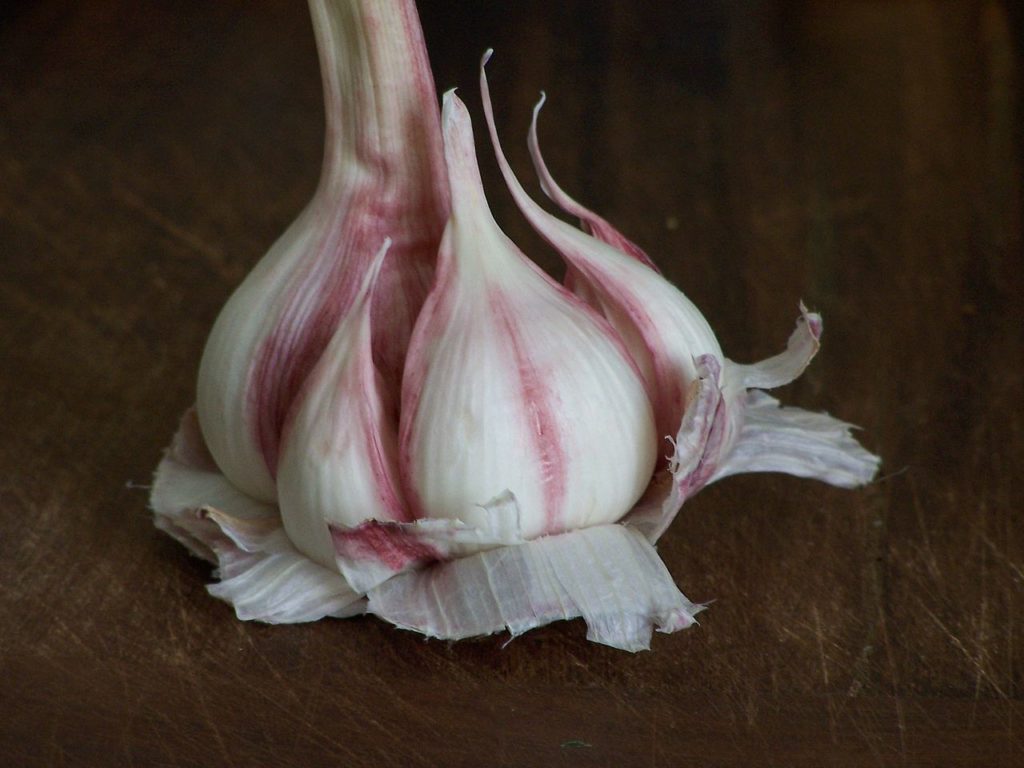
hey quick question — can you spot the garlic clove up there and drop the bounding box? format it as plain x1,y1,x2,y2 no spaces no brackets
398,91,658,540
276,239,410,571
196,0,448,503
480,57,722,443
195,207,320,503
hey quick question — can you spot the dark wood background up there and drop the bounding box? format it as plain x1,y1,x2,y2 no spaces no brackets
2,1,1021,765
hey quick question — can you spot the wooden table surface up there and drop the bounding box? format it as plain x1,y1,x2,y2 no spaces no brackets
2,1,1022,765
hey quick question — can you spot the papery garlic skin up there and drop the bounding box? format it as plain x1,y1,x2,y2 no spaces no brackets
151,407,366,622
398,92,658,540
196,0,448,502
277,241,410,570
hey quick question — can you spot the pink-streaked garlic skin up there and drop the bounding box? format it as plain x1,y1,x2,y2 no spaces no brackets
196,205,318,502
195,0,448,503
479,57,722,444
276,242,410,570
397,92,658,541
310,0,448,388
561,249,724,442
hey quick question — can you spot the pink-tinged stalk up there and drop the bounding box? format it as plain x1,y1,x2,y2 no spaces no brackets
398,91,657,539
253,0,448,467
197,0,448,502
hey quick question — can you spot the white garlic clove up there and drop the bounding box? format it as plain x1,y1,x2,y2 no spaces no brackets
398,91,658,540
276,240,410,571
480,56,722,444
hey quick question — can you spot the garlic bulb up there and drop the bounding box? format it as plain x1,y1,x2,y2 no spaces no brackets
151,0,880,651
195,0,447,503
398,92,657,540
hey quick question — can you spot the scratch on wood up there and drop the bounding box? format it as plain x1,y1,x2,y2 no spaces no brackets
910,473,943,587
979,532,1024,583
812,605,838,744
219,659,362,762
1009,588,1016,747
917,597,1014,703
181,661,236,768
876,604,907,756
112,184,231,274
971,546,992,729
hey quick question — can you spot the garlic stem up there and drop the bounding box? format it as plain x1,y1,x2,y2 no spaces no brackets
196,0,447,501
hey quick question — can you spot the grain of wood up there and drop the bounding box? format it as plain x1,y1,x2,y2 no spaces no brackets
1,1,1021,765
